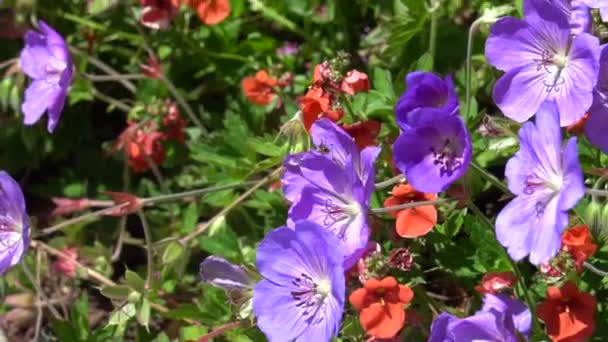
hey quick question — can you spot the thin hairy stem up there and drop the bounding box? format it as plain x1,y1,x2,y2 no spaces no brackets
70,46,137,94
465,17,483,120
180,168,282,246
36,203,129,237
584,261,608,276
375,175,405,189
137,210,154,288
371,198,447,214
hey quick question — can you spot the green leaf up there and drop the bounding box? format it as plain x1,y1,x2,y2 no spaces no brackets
247,137,284,157
162,241,185,265
180,326,208,341
107,303,136,328
136,298,151,331
414,52,434,72
371,68,395,101
74,293,90,340
125,270,146,293
100,285,132,300
182,202,199,234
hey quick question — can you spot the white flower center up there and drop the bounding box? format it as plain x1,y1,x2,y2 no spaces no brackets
316,278,331,297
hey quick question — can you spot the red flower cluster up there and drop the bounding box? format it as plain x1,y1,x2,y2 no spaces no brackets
115,101,187,173
383,184,437,238
341,120,381,150
538,282,597,342
53,247,79,278
139,0,178,30
174,0,230,25
561,225,597,273
300,62,370,131
349,277,413,339
242,70,279,106
474,271,516,294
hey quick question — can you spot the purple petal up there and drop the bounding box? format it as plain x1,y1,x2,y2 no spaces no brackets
428,313,459,342
310,118,358,168
21,80,60,126
199,256,252,290
529,196,566,265
359,146,380,197
559,138,585,211
492,66,550,123
481,294,532,339
19,31,50,79
392,112,471,193
523,0,572,29
585,105,608,153
253,280,309,342
47,87,67,133
288,186,368,268
496,196,537,262
485,17,536,72
450,312,511,342
395,72,458,129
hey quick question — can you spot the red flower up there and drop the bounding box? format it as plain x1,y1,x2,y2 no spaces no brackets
474,271,516,294
313,62,333,86
176,0,231,25
162,101,186,143
341,120,381,150
349,277,414,339
340,69,370,95
561,225,597,273
116,122,166,173
140,55,163,79
242,70,278,106
104,192,145,217
383,184,437,238
139,0,178,30
537,282,597,342
53,248,79,278
300,86,343,131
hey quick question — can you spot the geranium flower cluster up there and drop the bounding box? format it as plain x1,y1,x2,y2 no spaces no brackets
114,100,187,173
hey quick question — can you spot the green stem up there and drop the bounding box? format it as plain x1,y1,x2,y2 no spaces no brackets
143,181,260,205
466,201,542,336
371,198,448,214
465,18,483,121
428,0,440,61
471,161,510,194
375,175,405,189
137,210,154,289
341,94,359,119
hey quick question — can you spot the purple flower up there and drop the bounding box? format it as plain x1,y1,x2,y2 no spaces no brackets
200,256,252,290
485,0,600,126
0,171,29,275
392,108,472,193
282,118,379,201
496,101,584,265
429,294,531,342
287,154,371,268
395,71,458,130
19,20,72,133
281,119,379,267
582,0,608,21
584,45,608,152
277,41,299,56
253,221,345,342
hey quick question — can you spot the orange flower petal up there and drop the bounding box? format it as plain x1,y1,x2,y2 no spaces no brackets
197,0,230,25
397,285,414,304
395,205,437,238
360,302,405,339
349,288,371,311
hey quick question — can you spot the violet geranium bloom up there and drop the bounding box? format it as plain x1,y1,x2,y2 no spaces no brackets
485,0,600,126
253,221,345,342
19,20,72,133
584,45,608,153
287,154,371,269
392,108,472,193
496,102,584,265
395,71,459,130
282,118,380,201
0,171,29,275
200,255,253,290
428,294,531,342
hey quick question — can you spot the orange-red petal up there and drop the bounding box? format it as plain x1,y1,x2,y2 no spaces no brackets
395,205,437,238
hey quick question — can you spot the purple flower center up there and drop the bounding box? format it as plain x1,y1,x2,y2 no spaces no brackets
320,198,361,240
430,138,464,177
534,38,573,93
291,273,330,323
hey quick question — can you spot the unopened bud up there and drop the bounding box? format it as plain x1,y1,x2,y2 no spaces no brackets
479,5,515,24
